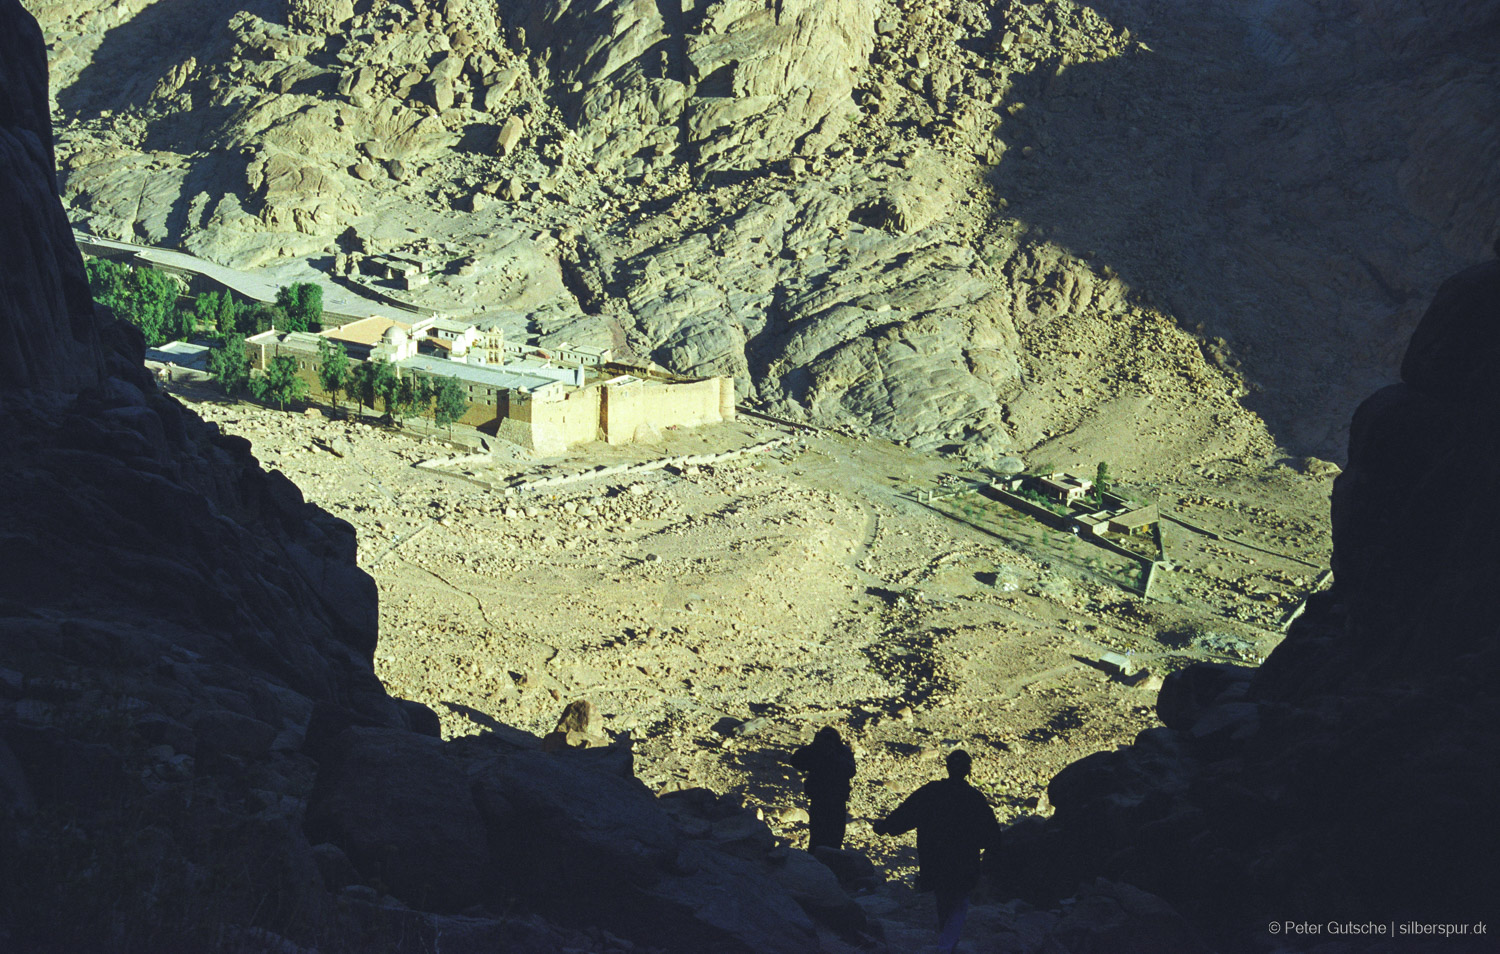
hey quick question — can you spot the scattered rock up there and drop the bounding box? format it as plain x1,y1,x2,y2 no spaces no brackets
542,699,609,751
1298,456,1341,477
495,115,525,157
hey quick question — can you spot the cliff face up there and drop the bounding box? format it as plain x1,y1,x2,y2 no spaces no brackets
996,245,1500,949
0,7,408,947
0,0,102,391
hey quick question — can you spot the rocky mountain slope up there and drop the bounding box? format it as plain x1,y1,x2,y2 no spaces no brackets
995,242,1500,951
34,0,1500,461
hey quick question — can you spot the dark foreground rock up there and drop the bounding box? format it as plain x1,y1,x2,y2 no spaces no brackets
994,245,1500,951
0,0,101,392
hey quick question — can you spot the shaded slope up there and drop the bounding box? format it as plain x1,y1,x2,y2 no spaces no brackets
994,244,1500,951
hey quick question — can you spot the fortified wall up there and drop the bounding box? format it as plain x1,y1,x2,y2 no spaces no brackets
500,373,736,455
248,327,735,454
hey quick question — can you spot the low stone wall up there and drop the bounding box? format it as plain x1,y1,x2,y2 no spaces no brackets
508,437,794,491
980,484,1069,526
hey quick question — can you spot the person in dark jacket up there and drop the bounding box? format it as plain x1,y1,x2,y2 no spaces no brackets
872,749,999,953
789,726,857,850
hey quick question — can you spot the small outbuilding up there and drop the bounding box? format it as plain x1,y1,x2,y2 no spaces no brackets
1036,473,1094,505
1107,504,1159,536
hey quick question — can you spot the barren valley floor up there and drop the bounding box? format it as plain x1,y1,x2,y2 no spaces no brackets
184,391,1333,913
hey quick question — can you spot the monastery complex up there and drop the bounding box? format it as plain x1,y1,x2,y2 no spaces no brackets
247,315,735,456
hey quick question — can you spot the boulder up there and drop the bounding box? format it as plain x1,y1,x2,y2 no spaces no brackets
1155,662,1254,731
474,748,679,902
771,848,871,940
541,699,608,751
305,726,491,912
415,77,455,113
1400,243,1500,411
192,710,277,764
495,115,525,157
811,845,881,889
1047,879,1212,953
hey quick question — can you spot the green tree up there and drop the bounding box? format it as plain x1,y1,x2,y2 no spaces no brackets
315,336,351,414
168,302,196,342
415,375,436,426
389,375,426,426
238,302,280,337
347,360,377,416
214,291,241,334
1094,461,1111,507
84,258,130,312
207,335,251,396
192,290,241,336
191,291,219,333
432,375,467,438
250,354,308,411
85,258,183,345
275,282,324,333
128,266,181,345
370,359,400,422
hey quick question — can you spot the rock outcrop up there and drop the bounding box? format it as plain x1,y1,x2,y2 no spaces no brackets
520,0,875,172
0,0,101,391
994,246,1500,951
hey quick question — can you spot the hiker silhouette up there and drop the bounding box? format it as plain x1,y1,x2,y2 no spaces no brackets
789,726,857,850
873,749,1000,953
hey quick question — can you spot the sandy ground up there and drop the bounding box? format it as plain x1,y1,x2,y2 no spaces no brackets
182,388,1333,946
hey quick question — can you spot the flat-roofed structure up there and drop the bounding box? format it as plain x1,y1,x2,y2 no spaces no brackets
322,316,412,360
1036,473,1094,504
324,316,410,346
397,354,560,395
245,329,324,370
366,254,431,289
1071,511,1110,536
506,357,586,387
146,340,213,372
397,354,563,428
423,317,475,337
1107,504,1159,536
502,338,613,365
